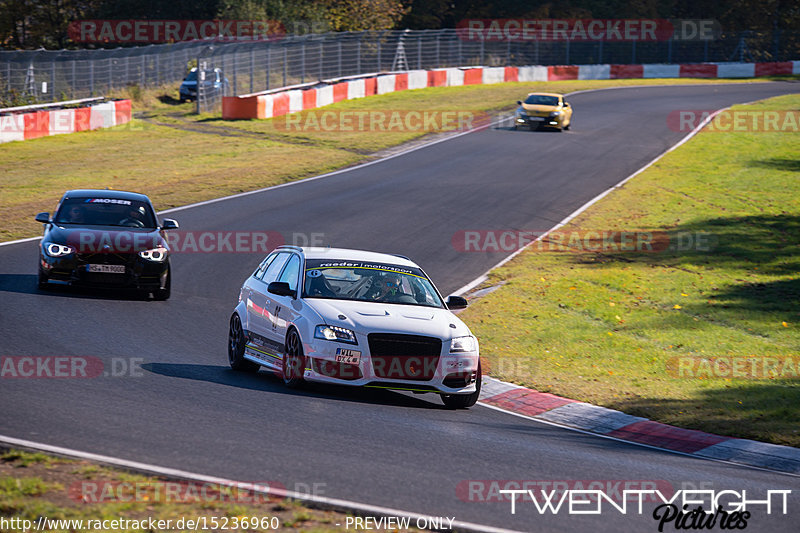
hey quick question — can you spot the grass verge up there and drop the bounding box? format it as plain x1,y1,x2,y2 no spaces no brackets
0,449,426,532
2,76,796,242
460,94,800,447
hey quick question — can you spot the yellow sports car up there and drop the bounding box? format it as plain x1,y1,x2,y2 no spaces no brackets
514,92,573,131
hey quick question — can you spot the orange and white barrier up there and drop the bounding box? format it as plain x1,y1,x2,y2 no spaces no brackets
0,99,132,144
222,61,800,120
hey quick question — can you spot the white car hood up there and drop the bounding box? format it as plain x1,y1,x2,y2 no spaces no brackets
307,298,472,340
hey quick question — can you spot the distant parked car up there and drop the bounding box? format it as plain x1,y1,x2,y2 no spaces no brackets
179,67,229,103
35,189,178,300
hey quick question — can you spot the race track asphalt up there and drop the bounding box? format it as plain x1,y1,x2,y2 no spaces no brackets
1,82,799,532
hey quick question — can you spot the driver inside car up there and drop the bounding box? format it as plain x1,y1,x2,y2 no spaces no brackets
66,205,85,223
118,206,146,227
372,273,415,303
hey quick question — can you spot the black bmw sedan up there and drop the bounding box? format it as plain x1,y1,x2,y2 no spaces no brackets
35,189,179,300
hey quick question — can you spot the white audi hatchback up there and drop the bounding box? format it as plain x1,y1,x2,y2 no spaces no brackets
228,246,481,408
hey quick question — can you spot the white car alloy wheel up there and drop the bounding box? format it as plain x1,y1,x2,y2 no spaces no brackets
283,329,305,388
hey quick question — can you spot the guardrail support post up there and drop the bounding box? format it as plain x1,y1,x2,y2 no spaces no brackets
51,61,56,102
250,49,255,93
301,42,306,83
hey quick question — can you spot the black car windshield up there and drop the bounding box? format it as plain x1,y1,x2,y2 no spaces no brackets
303,259,444,308
54,198,157,228
524,94,559,106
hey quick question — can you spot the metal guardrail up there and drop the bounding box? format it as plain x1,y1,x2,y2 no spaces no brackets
1,28,797,110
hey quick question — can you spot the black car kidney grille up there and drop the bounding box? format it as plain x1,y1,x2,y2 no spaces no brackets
368,333,442,381
77,252,130,265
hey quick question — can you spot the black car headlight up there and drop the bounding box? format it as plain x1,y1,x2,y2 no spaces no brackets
314,325,358,345
45,243,75,257
515,107,527,118
139,247,168,262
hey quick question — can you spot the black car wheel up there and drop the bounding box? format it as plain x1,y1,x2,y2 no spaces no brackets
228,314,259,372
282,329,305,388
37,269,48,290
152,267,171,301
441,362,482,409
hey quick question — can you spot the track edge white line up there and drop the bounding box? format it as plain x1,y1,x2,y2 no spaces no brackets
0,434,524,533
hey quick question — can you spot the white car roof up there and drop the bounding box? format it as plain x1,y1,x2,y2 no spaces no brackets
282,246,419,268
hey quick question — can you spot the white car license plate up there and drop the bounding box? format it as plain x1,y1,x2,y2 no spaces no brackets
335,348,361,364
529,116,545,121
87,264,125,274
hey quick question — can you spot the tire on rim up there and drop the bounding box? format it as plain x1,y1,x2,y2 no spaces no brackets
228,314,259,372
37,269,48,290
282,329,305,388
441,361,482,409
152,267,171,301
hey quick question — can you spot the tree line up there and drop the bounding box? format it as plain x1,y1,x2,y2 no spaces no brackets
1,0,798,50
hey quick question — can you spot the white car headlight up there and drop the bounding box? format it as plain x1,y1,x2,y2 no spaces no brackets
450,336,477,353
550,111,562,117
45,243,75,257
139,247,168,262
314,325,358,345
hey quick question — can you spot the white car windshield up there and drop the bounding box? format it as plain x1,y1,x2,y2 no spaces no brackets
303,259,444,308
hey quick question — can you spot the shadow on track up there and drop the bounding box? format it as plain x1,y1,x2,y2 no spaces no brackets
0,274,155,301
141,362,445,409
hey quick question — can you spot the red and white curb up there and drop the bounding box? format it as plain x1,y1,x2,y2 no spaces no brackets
479,372,800,475
222,60,800,120
0,99,132,144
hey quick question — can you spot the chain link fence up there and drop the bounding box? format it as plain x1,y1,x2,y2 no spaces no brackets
1,29,797,110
